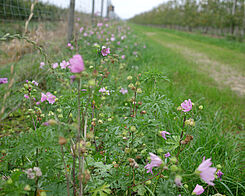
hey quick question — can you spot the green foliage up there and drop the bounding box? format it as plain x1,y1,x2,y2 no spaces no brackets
130,0,245,39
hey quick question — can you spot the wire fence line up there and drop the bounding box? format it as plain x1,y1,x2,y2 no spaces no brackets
0,0,116,42
0,0,67,22
0,0,113,22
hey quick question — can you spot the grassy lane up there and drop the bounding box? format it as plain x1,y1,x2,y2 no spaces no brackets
133,24,245,133
147,29,245,73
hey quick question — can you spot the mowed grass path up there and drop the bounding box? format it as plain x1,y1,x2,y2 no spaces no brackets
133,24,245,132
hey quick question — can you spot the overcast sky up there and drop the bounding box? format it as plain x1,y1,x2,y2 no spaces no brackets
40,0,167,19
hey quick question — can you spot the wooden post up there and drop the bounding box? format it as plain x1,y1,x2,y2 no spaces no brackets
101,0,104,17
67,0,75,42
92,0,95,25
106,0,109,18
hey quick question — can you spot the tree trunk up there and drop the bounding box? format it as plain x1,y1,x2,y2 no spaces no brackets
242,0,245,38
230,0,237,35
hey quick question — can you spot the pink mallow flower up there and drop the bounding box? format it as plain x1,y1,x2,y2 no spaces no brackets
69,54,85,73
192,184,204,195
97,23,103,27
165,152,171,158
144,153,162,174
46,92,56,104
52,63,59,69
41,93,47,102
0,78,8,84
24,94,29,99
217,170,224,180
40,62,45,69
196,157,216,186
99,87,106,93
101,46,110,56
60,60,68,69
79,27,84,33
41,92,56,104
181,99,192,112
119,88,128,95
32,80,38,86
161,131,170,140
121,55,125,59
99,87,110,95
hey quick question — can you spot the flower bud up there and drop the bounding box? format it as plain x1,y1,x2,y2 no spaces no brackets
125,148,130,153
199,105,203,110
86,132,94,139
59,136,67,145
130,126,136,132
174,175,182,187
140,110,147,114
24,84,29,89
128,83,134,89
170,165,179,172
92,70,98,77
7,178,13,184
136,88,142,94
40,192,47,196
88,79,96,87
177,106,182,111
24,184,31,191
86,142,91,148
127,76,132,80
145,180,151,185
43,119,57,126
170,157,178,164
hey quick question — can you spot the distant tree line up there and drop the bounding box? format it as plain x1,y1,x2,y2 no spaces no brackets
131,0,245,39
0,0,67,21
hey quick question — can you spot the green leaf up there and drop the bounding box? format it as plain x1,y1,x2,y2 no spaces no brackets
166,135,180,151
91,184,111,196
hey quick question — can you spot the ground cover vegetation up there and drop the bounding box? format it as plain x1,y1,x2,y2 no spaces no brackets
0,19,244,196
131,0,245,41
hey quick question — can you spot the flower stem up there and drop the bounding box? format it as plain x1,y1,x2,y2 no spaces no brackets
60,145,70,196
77,78,83,196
